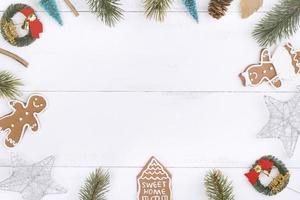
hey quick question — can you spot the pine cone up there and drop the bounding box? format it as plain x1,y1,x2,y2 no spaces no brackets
208,0,233,19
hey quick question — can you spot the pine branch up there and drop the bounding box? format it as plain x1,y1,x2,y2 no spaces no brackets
79,168,110,200
0,71,22,99
253,0,300,46
144,0,172,21
86,0,123,27
204,169,235,200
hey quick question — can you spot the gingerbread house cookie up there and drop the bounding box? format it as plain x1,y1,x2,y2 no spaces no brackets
137,156,172,200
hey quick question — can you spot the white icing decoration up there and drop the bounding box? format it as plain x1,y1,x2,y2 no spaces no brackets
286,43,300,74
241,71,252,86
272,45,296,80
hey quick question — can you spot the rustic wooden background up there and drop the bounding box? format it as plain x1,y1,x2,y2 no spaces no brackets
0,0,299,199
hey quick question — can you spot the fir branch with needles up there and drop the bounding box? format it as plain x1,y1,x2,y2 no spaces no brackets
144,0,173,21
205,169,235,200
253,0,300,46
79,168,110,200
0,71,22,99
86,0,123,27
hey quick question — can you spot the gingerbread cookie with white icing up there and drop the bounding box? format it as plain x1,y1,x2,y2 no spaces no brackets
0,94,46,148
239,49,282,88
284,43,300,74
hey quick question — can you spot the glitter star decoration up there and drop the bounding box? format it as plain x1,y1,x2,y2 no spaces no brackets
0,154,67,200
258,87,300,157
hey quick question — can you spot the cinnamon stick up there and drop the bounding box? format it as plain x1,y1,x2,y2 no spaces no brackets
63,0,79,17
0,48,28,67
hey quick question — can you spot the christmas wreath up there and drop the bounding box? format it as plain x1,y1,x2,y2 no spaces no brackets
245,155,290,196
0,4,43,47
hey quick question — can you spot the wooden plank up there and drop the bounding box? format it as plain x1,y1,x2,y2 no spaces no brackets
0,92,298,166
0,1,297,200
1,12,300,92
0,167,298,199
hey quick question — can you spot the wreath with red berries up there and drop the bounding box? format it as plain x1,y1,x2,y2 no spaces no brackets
0,3,43,47
245,155,290,196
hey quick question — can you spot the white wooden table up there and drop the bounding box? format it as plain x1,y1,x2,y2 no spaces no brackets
0,0,299,199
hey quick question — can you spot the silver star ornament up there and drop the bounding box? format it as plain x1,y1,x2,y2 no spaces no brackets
258,87,300,157
0,154,67,200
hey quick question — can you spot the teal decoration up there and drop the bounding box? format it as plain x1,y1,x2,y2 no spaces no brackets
183,0,198,22
39,0,63,25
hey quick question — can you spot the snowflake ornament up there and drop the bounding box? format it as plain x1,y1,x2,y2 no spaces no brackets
258,87,300,157
0,154,66,200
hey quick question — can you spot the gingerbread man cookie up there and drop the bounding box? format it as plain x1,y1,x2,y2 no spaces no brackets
0,94,46,148
239,49,282,88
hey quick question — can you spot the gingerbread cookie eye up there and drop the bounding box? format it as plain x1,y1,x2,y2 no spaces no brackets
245,155,289,196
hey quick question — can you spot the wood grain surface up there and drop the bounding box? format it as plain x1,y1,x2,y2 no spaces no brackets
0,0,299,199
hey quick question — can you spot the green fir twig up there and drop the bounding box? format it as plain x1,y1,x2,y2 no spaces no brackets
144,0,173,21
253,0,300,46
205,169,235,200
0,71,22,99
86,0,123,27
79,168,110,200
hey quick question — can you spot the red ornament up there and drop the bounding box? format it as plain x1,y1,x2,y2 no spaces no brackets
245,159,273,185
20,8,43,38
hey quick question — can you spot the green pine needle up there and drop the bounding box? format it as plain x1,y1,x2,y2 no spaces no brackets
253,0,300,46
204,169,235,200
87,0,123,27
0,71,22,99
144,0,172,21
79,168,110,200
